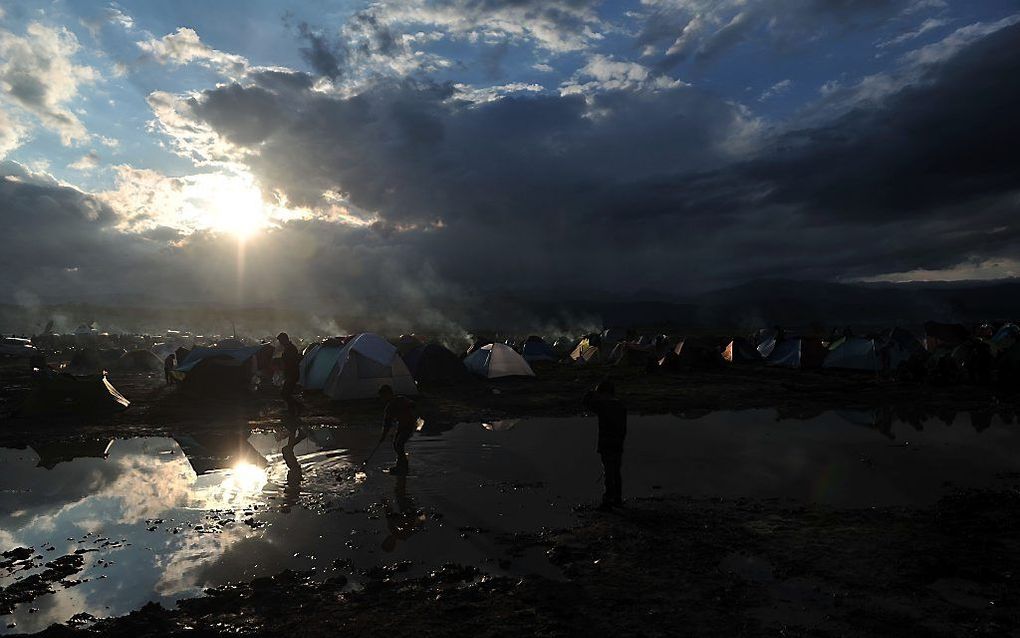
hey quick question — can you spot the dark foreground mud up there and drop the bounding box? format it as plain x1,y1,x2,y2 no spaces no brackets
25,489,1020,637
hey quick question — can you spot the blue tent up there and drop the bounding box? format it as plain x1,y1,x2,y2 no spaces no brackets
175,345,266,373
521,337,557,363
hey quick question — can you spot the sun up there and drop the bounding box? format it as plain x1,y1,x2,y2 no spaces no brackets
187,172,269,240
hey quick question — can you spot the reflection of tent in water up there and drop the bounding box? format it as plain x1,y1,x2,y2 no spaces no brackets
834,409,895,439
300,333,417,400
173,345,271,394
464,343,535,379
401,343,472,384
112,349,164,372
173,433,268,475
30,438,114,469
482,419,519,431
18,372,130,416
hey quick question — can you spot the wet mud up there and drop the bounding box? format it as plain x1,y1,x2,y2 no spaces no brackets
24,489,1020,637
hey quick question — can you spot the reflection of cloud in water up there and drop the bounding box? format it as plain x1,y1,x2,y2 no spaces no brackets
154,522,254,596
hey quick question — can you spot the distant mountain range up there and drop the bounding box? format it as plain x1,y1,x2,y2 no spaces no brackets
2,279,1019,336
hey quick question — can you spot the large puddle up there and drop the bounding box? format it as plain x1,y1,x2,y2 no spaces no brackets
2,409,1018,633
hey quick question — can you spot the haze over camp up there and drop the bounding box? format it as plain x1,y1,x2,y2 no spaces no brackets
2,1,1020,636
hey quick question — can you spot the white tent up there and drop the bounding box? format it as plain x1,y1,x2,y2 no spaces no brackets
301,334,417,399
823,337,879,372
464,343,535,379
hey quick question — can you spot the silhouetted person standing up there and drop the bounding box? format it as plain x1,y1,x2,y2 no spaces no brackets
583,381,627,510
163,353,176,386
277,332,301,414
378,385,417,475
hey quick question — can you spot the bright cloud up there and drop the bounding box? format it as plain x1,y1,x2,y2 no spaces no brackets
0,22,97,145
137,27,249,78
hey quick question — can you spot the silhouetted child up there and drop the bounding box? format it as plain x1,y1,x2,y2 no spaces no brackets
378,385,417,475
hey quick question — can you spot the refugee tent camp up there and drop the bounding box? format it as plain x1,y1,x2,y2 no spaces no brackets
0,337,38,359
521,336,557,363
464,343,535,378
18,372,130,416
722,338,761,363
402,342,473,384
766,338,828,369
823,337,879,372
301,333,417,400
112,349,164,372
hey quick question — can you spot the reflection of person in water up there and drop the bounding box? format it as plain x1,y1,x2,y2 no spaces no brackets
381,475,426,552
583,380,627,510
378,385,417,475
279,415,304,512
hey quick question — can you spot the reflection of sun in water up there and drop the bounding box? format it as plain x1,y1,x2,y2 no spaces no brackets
224,462,269,496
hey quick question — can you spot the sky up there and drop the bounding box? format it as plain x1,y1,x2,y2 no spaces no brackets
1,0,1019,314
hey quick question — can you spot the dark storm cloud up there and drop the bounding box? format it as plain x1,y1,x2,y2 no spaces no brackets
748,22,1020,220
164,19,1020,292
297,23,346,79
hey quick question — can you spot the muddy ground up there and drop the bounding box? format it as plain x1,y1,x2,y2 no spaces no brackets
2,362,1019,636
19,489,1020,637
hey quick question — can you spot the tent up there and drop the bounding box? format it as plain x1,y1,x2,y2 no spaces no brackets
402,343,473,384
990,323,1019,353
878,327,923,370
300,341,342,390
67,349,104,375
521,336,557,363
569,336,602,365
551,337,575,356
112,349,164,372
924,321,969,351
601,328,628,347
722,338,761,363
18,372,130,416
823,337,879,372
766,338,828,369
464,343,535,379
301,333,417,400
395,334,424,357
174,345,270,394
660,337,722,371
609,342,656,367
